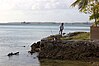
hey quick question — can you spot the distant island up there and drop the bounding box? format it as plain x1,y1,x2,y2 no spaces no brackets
0,22,93,25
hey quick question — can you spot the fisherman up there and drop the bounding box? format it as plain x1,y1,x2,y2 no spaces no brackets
59,23,64,36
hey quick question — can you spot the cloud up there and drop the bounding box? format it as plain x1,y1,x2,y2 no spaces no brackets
0,0,14,10
0,9,89,23
31,0,69,10
0,0,75,10
0,0,89,23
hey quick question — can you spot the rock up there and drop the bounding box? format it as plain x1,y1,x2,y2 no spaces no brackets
28,51,34,54
28,51,35,55
7,52,13,56
30,32,99,61
14,52,19,55
35,48,41,52
7,52,19,56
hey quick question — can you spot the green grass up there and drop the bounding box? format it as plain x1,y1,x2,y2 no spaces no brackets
40,59,97,66
61,32,90,40
70,32,90,40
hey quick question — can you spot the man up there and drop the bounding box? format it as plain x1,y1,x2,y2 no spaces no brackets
59,23,64,36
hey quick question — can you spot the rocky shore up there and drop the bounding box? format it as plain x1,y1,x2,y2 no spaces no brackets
30,32,99,61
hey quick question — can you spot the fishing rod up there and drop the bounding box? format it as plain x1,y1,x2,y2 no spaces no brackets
48,23,53,35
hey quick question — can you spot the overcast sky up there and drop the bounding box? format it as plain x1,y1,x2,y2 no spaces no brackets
0,0,90,23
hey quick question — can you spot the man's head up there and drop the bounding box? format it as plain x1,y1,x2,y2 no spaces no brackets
61,23,64,26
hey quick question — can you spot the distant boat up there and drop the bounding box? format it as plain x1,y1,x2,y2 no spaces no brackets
21,21,30,24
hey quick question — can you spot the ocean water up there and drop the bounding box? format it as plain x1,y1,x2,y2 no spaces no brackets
0,23,91,66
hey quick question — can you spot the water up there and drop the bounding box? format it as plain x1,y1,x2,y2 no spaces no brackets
0,23,91,66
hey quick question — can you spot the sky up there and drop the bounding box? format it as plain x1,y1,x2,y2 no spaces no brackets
0,0,90,23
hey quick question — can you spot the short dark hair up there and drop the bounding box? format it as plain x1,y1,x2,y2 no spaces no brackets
61,23,64,25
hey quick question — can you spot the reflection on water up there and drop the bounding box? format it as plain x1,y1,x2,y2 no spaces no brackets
0,24,90,66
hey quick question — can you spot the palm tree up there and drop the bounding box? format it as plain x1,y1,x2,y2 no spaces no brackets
71,0,99,26
90,4,99,26
71,0,93,12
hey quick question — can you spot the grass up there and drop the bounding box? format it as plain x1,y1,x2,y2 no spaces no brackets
40,59,98,66
61,32,90,40
71,32,90,40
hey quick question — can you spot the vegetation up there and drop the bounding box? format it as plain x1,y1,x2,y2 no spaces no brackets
71,0,99,26
61,32,90,40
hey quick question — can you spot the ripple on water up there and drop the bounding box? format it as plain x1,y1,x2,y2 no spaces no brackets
0,52,40,66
